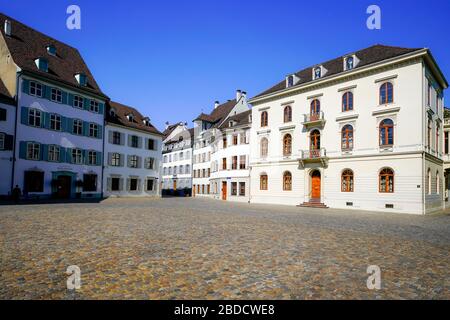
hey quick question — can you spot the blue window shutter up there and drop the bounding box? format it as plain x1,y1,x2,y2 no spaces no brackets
60,116,67,132
44,85,52,100
82,150,88,165
62,91,68,105
66,148,72,163
97,125,103,139
19,141,27,159
43,112,50,129
83,98,90,111
96,152,102,166
68,94,74,107
42,144,48,161
59,147,66,163
83,122,89,137
21,107,29,125
98,103,104,115
22,79,30,94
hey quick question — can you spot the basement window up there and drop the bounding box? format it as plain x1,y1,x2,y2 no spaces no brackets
346,202,353,207
385,204,394,209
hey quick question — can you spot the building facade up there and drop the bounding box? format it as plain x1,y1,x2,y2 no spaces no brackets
1,14,108,199
248,45,447,214
162,123,194,196
192,90,251,200
103,101,163,197
0,79,15,197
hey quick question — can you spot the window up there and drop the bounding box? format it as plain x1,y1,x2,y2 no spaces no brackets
260,174,268,190
147,157,155,170
445,131,449,154
233,135,238,145
131,135,139,148
48,145,60,162
379,119,394,146
51,88,62,103
436,171,440,195
0,133,4,150
24,171,44,193
50,114,61,131
310,99,320,115
47,45,56,56
427,119,432,147
232,156,238,170
223,137,227,149
0,108,6,121
240,156,246,170
283,134,292,156
75,73,87,86
239,182,245,196
427,81,432,106
29,81,43,97
35,58,48,72
287,75,294,87
27,143,40,160
314,67,321,79
83,174,97,192
130,155,138,168
342,92,353,111
72,149,83,164
345,56,354,70
129,179,138,191
341,125,354,151
379,82,393,105
112,132,121,145
28,109,41,127
284,106,292,123
341,169,354,192
436,123,440,153
90,100,99,113
240,133,246,144
73,95,84,109
88,151,97,165
231,182,237,196
89,123,99,138
111,153,121,166
427,169,431,195
260,137,268,158
146,179,155,191
310,130,321,150
111,178,121,191
261,111,268,127
379,168,394,193
222,158,227,170
148,139,155,150
283,171,292,191
73,120,83,135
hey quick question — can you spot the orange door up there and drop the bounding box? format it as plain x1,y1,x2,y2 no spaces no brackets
311,173,321,199
222,182,227,200
173,180,177,191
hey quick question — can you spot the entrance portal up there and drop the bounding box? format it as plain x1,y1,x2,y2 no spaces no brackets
311,170,321,200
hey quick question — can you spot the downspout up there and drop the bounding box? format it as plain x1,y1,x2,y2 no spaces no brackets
101,108,106,199
421,62,426,215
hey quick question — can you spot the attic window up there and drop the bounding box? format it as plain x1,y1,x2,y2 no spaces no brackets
313,67,322,80
47,45,56,56
75,73,87,86
143,119,151,127
229,121,234,127
35,58,48,72
127,114,134,122
344,55,359,71
110,109,116,117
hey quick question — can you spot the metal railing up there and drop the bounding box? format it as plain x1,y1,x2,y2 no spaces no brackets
303,111,325,124
300,148,327,160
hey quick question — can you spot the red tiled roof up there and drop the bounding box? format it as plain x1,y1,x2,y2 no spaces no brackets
193,99,237,127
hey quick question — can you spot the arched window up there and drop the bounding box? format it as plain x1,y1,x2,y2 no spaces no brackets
427,168,431,195
283,171,292,191
379,119,394,146
436,122,440,153
310,99,320,115
284,106,292,123
379,168,394,193
260,137,268,158
341,125,354,151
283,134,292,156
436,171,440,195
260,174,268,190
342,92,353,111
379,82,394,105
261,111,268,127
310,130,321,150
428,119,432,147
341,169,354,192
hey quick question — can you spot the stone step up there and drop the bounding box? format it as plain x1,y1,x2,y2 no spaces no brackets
298,202,329,209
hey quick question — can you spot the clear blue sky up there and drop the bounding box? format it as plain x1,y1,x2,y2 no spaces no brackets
1,0,449,131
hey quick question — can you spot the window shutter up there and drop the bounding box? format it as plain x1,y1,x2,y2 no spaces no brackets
44,85,52,100
83,122,89,137
120,133,125,146
144,157,149,169
98,103,104,115
21,107,28,125
82,150,88,165
0,108,6,121
108,130,113,144
97,125,103,139
119,154,125,167
127,155,131,167
108,153,113,166
126,178,130,191
68,93,74,107
59,147,66,163
138,137,142,148
61,116,68,132
119,178,124,191
41,144,48,161
19,141,27,159
66,148,73,163
83,98,90,111
4,134,13,150
96,152,102,166
128,135,132,147
62,91,68,105
137,156,141,168
137,179,142,191
22,79,30,94
107,178,112,191
43,112,50,129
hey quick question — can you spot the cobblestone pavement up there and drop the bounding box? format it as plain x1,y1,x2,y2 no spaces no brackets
0,198,449,300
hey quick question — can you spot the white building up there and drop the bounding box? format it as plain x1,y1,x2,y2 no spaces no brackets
192,90,251,200
104,101,163,197
162,123,194,196
0,79,15,197
1,14,108,199
248,45,447,215
443,109,450,203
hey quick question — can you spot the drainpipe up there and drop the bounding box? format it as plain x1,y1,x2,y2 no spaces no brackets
101,106,106,199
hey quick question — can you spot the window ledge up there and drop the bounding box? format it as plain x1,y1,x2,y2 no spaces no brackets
372,106,400,116
336,113,359,122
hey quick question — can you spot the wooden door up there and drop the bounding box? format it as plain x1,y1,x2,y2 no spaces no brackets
57,176,71,199
311,172,321,199
173,180,177,191
222,182,227,200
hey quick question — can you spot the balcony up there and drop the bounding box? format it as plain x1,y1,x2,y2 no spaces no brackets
299,148,328,168
302,112,325,127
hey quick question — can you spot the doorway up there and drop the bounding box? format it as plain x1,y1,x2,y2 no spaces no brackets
222,181,227,200
57,175,72,199
311,170,321,200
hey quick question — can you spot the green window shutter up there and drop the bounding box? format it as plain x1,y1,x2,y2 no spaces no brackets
83,98,90,111
41,144,48,161
98,102,104,115
19,141,27,159
66,148,73,163
82,150,88,165
97,125,103,139
59,147,66,163
83,122,89,137
43,112,50,129
22,79,30,94
21,107,29,125
44,85,52,100
68,93,74,107
96,152,102,166
60,116,67,132
62,91,68,105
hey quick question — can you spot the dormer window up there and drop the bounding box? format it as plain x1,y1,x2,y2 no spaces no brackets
35,58,48,72
287,75,294,87
286,74,299,88
109,108,116,117
344,55,359,71
313,67,322,80
47,45,56,56
143,118,151,127
229,121,234,127
75,73,87,86
127,114,134,122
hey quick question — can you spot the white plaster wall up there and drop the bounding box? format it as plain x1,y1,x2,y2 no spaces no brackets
0,102,15,195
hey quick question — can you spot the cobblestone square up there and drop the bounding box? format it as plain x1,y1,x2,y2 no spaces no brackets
0,198,449,300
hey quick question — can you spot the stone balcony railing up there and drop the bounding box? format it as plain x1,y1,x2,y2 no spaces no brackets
302,112,325,126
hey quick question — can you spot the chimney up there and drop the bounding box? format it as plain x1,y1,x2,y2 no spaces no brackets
165,121,170,129
4,20,11,36
214,101,220,109
236,89,242,101
241,91,247,101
